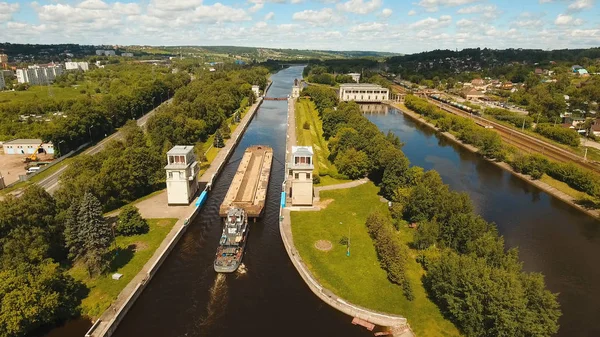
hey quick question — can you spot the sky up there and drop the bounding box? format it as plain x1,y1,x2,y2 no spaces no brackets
0,0,598,54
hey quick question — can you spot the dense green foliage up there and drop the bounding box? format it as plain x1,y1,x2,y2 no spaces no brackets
365,212,414,300
405,95,504,160
54,121,163,211
334,148,370,179
116,205,149,236
0,64,190,154
0,186,86,337
305,85,561,336
484,107,533,129
535,124,580,147
510,154,600,196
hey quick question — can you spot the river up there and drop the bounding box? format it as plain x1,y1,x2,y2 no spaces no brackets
364,106,600,337
110,66,371,337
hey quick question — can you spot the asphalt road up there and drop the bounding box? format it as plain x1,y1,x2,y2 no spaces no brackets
22,98,172,196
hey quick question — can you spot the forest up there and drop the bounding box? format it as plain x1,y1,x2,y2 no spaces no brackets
303,85,561,337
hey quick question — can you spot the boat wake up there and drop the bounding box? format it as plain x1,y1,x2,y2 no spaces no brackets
236,263,248,278
198,273,228,329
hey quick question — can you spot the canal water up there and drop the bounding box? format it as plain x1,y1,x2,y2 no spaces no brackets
364,106,600,337
112,66,371,337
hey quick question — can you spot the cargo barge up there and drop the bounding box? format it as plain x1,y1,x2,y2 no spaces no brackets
219,145,273,218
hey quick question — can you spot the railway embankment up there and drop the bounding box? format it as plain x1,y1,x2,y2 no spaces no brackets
390,102,600,219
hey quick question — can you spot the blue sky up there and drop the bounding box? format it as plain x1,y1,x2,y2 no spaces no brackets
0,0,598,54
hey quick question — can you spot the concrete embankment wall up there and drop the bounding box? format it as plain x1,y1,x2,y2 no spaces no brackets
87,98,264,337
279,98,408,330
390,103,600,219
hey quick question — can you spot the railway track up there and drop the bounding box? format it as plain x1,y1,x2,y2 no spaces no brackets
428,100,600,173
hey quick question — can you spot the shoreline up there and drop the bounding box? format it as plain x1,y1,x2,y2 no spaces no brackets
389,103,600,220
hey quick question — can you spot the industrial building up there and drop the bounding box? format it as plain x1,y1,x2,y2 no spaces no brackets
121,52,134,57
16,64,64,85
0,71,4,90
165,146,199,205
3,139,54,155
65,61,89,72
288,146,314,206
338,83,389,103
96,50,116,56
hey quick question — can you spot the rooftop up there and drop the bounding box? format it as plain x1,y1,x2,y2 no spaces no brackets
339,83,387,89
167,145,195,156
4,138,45,145
292,146,313,156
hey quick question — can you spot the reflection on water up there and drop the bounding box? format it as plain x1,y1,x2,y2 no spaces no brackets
359,103,389,114
366,106,600,337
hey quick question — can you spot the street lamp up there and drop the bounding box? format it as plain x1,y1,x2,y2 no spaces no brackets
342,221,350,257
58,140,65,157
88,125,95,142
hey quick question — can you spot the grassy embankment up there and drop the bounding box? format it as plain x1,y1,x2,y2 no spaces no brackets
290,182,460,337
396,101,600,209
68,218,177,318
295,98,350,186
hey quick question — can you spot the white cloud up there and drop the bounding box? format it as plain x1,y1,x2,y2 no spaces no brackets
381,8,393,18
292,8,343,25
349,22,387,32
264,11,275,20
511,19,543,28
555,13,583,25
0,1,20,21
408,9,417,16
457,4,499,18
568,0,594,11
337,0,382,14
417,0,480,9
78,0,109,10
410,15,452,29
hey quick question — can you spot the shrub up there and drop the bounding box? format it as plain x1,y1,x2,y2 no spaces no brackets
303,121,310,130
116,205,149,236
535,123,580,147
312,175,321,184
335,148,370,179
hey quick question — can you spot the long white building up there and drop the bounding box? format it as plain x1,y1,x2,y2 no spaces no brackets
16,64,64,85
338,83,390,103
65,61,89,72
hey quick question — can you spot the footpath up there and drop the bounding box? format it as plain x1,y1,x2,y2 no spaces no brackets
87,98,263,337
280,98,414,337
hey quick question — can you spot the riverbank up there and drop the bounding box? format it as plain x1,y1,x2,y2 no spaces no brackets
86,97,264,337
390,102,600,219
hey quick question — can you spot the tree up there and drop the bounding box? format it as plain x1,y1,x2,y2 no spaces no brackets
66,192,113,276
116,205,149,236
334,148,370,179
213,129,225,148
0,260,85,337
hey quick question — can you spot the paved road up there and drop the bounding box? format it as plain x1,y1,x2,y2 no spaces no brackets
24,99,173,195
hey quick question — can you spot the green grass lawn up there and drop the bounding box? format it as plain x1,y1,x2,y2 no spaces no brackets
0,84,99,105
68,218,177,318
295,98,349,186
290,182,460,337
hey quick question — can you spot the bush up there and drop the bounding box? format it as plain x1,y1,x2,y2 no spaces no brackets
116,205,149,236
303,121,310,130
312,175,321,184
535,123,580,147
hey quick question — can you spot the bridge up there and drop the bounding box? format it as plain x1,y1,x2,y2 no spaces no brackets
264,96,289,101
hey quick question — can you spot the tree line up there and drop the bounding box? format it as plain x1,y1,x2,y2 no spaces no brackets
0,63,190,154
303,85,561,336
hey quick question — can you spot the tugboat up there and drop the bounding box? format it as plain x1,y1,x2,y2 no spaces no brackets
214,207,249,273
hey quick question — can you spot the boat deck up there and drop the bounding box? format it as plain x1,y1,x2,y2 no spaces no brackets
219,145,273,218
